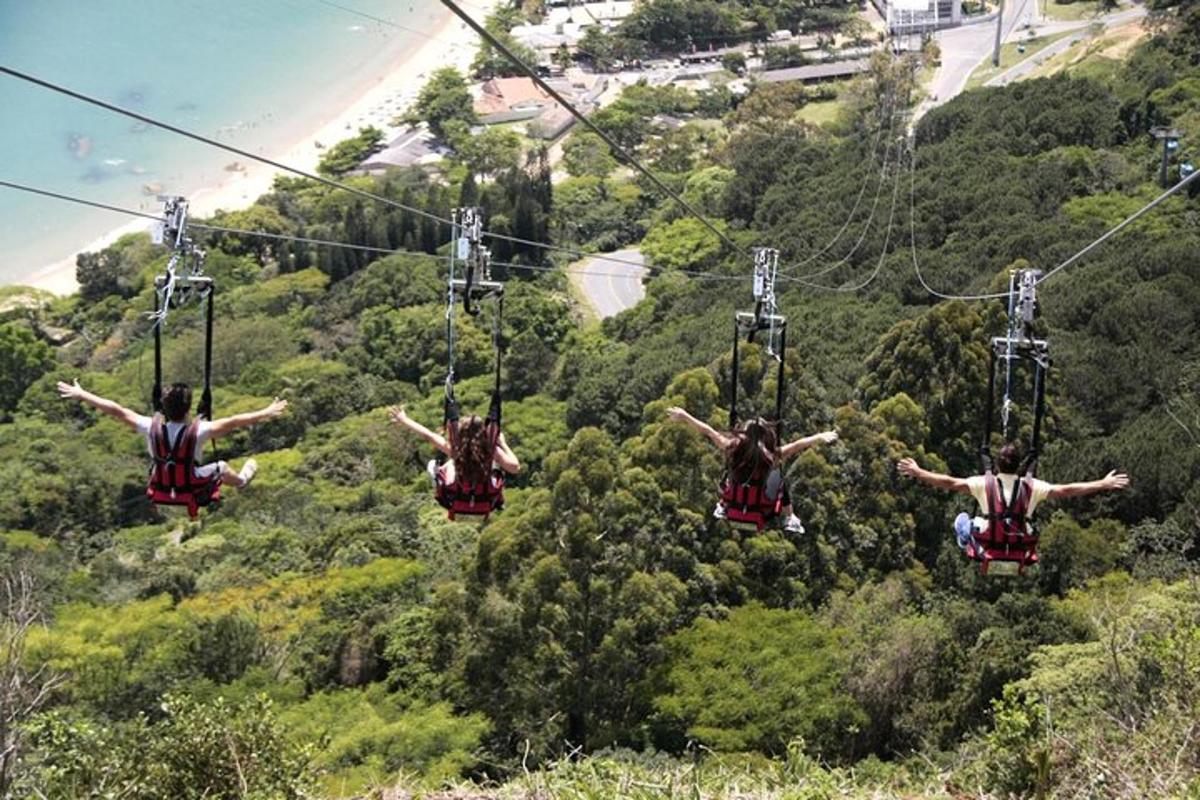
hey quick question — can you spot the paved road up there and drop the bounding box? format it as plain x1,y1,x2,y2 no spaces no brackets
572,248,646,319
986,6,1147,87
917,0,1034,120
917,0,1142,121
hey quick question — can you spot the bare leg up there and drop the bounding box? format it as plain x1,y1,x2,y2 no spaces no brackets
221,464,246,488
214,459,256,489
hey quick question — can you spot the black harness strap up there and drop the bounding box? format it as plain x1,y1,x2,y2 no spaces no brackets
153,290,164,413
730,317,741,429
198,284,214,420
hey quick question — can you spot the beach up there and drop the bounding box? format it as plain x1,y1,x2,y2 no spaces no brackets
18,3,490,297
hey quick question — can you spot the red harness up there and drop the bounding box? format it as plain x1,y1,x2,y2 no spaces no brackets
720,462,782,531
968,473,1039,574
146,414,221,518
434,423,505,520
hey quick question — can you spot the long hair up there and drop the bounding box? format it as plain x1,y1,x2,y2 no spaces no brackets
726,417,779,481
451,414,494,485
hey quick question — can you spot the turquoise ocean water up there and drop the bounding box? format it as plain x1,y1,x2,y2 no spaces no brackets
0,0,451,285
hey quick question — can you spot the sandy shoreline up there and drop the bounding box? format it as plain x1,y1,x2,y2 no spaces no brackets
21,5,488,297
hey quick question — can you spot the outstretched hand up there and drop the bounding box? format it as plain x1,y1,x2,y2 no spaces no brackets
665,406,689,423
1103,470,1130,491
389,405,410,426
57,379,84,400
815,430,839,445
263,397,289,419
897,457,921,478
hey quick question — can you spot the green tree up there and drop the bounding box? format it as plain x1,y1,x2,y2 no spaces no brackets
562,131,619,178
655,604,866,759
0,324,53,417
317,126,385,177
457,127,523,179
74,232,158,302
405,68,477,141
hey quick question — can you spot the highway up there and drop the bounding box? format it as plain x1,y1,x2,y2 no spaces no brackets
571,248,646,319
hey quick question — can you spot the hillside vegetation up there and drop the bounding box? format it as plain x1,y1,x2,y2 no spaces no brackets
1,4,1199,799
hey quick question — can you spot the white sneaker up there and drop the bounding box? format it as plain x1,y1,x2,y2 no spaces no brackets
784,514,805,534
712,503,727,520
238,458,258,486
427,459,440,485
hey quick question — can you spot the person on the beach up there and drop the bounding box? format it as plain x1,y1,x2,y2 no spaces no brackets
57,379,287,490
897,444,1129,548
666,406,838,533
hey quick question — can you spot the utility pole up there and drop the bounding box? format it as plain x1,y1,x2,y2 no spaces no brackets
1151,126,1183,188
993,0,1005,67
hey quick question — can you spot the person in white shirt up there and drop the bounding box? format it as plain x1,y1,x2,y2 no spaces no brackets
57,379,288,489
897,443,1129,548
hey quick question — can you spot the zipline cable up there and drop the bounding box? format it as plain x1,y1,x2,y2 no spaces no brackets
1036,166,1200,287
0,64,733,279
782,135,906,292
0,179,742,283
779,55,900,276
905,139,1009,302
0,65,453,227
783,105,902,283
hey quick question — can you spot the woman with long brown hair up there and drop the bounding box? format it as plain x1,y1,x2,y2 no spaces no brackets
389,404,520,489
667,406,837,533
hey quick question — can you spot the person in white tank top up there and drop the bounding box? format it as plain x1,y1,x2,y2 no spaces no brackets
58,379,288,489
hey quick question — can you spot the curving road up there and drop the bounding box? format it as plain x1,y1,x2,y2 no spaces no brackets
986,6,1147,88
571,248,646,319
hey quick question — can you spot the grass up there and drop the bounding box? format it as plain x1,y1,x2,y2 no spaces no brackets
965,30,1077,90
1039,0,1109,22
796,97,846,128
1025,21,1147,81
376,750,957,800
566,259,601,326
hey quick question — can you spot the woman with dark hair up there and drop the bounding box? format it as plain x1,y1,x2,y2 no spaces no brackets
57,379,287,491
666,406,838,533
389,405,520,488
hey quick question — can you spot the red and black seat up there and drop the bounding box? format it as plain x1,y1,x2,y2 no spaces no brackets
146,413,221,519
720,466,786,531
967,472,1039,576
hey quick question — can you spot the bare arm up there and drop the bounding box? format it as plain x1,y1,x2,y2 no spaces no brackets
390,406,453,458
666,406,733,451
1046,471,1129,501
494,431,521,475
779,430,838,461
57,379,141,430
897,457,973,495
208,398,289,439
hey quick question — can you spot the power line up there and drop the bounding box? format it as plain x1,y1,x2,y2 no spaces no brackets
439,0,747,256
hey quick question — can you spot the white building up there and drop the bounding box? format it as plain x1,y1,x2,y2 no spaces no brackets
871,0,961,33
